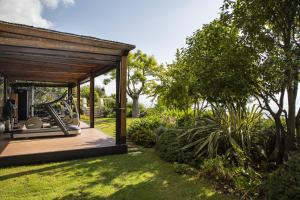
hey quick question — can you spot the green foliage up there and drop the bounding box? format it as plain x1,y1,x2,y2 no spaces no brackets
80,85,105,105
34,87,65,104
128,116,163,147
184,19,258,104
126,108,195,148
102,97,115,118
105,50,161,117
223,0,300,158
181,104,263,165
147,108,195,128
201,157,233,183
155,49,200,112
129,127,156,148
201,157,262,198
265,151,300,200
174,163,198,175
156,129,194,163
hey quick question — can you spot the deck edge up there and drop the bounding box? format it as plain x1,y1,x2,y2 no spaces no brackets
0,145,128,168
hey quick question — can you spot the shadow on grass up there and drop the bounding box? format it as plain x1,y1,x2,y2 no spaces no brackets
0,149,232,200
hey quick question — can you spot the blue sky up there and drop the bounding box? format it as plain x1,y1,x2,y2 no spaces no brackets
0,0,223,106
41,0,223,106
42,0,223,63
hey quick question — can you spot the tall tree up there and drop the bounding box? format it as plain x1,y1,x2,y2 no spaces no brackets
105,50,160,118
154,49,200,115
185,19,259,105
223,0,300,159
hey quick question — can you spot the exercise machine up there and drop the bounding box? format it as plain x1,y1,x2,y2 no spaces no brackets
10,91,81,139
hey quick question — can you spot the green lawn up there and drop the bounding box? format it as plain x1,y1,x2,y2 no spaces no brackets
80,116,135,137
0,149,234,200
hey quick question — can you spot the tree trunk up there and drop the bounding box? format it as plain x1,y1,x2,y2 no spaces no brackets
285,73,297,157
296,111,300,145
132,96,140,118
273,115,285,163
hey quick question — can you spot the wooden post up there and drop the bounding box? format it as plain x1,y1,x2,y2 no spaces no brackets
116,55,127,145
77,81,81,118
89,77,95,128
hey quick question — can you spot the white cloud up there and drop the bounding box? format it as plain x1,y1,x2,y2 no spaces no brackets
0,0,75,28
41,0,74,9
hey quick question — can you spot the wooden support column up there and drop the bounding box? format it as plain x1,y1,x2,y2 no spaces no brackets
89,77,95,128
77,81,81,118
116,55,127,145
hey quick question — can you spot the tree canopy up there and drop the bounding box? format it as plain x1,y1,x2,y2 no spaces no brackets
105,50,161,117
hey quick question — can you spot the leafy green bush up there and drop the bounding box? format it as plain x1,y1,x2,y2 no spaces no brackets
156,129,194,163
128,116,163,147
201,157,262,198
129,127,156,147
265,152,300,200
201,157,233,183
102,98,115,118
145,108,194,128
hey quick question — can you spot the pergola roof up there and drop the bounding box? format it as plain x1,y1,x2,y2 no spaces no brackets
0,20,135,85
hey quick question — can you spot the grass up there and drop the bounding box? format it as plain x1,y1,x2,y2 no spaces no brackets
80,116,135,137
0,149,235,200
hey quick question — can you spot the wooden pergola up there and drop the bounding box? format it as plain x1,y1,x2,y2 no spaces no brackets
0,20,135,145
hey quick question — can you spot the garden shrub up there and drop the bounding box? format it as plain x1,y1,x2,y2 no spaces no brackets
201,157,262,198
128,116,163,147
201,156,233,183
156,129,194,163
144,108,194,128
129,127,156,147
265,151,300,200
174,163,198,175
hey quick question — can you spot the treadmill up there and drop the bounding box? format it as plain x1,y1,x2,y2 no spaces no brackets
9,92,81,139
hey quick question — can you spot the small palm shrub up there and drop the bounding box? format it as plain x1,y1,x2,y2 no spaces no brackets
265,151,300,200
181,104,263,165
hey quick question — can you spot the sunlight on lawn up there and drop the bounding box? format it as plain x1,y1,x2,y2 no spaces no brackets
0,149,234,200
80,116,135,137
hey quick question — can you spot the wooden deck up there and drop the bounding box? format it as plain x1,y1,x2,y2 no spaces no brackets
0,124,127,167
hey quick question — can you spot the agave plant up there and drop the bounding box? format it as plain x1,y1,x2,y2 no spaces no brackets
181,103,262,165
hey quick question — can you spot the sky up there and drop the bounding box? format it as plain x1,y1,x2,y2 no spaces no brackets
0,0,223,106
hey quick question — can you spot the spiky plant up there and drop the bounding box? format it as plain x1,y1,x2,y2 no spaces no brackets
181,104,262,165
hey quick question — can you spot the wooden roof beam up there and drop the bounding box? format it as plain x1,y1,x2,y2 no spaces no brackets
10,82,70,88
0,52,119,65
0,37,124,56
0,67,88,76
0,61,95,73
7,75,78,83
0,22,135,51
0,45,121,62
